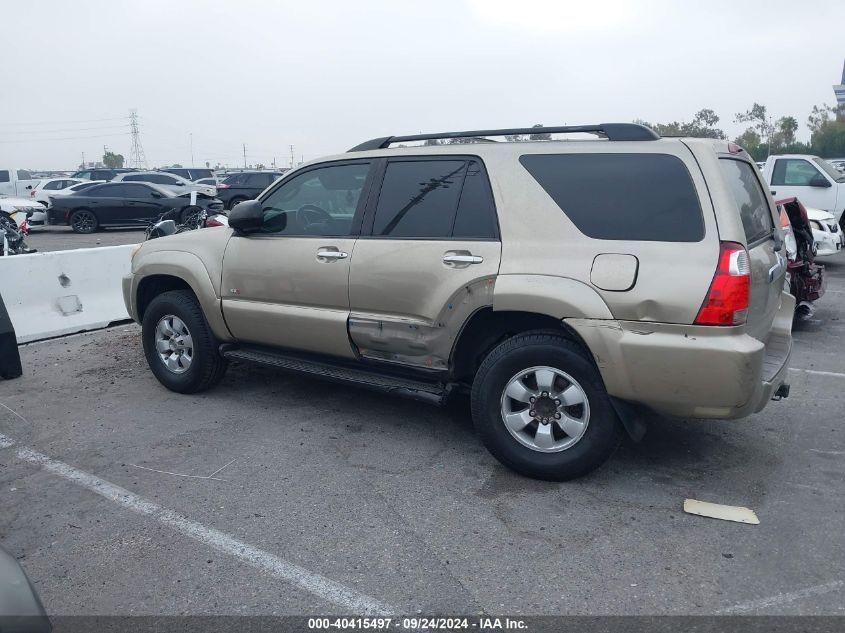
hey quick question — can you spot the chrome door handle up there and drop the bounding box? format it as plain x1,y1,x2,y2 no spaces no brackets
316,248,348,261
443,254,483,265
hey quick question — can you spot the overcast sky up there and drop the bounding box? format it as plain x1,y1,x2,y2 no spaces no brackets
2,0,844,170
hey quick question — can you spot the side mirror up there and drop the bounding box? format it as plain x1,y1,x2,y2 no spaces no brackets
228,199,263,234
150,191,162,198
809,174,831,188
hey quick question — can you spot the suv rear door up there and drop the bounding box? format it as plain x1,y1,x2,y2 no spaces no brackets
348,157,501,370
718,156,784,342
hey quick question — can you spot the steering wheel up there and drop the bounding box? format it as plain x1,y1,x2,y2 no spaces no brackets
296,204,331,228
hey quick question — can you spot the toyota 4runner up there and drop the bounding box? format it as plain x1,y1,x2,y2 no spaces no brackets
124,123,794,480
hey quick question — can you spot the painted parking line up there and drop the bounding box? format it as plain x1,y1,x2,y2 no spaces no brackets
0,431,397,616
789,368,845,379
715,580,844,614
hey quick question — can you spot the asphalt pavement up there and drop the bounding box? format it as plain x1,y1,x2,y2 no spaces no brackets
0,253,843,617
25,226,144,252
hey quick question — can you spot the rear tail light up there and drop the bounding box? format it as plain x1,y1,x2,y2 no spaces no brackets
30,190,36,197
206,216,225,227
216,183,230,190
694,242,751,326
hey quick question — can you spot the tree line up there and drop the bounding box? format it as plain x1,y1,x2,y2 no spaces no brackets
636,103,845,161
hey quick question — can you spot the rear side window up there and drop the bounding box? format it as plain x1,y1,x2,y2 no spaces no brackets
17,170,31,180
719,159,774,244
247,173,273,188
122,184,154,198
372,159,497,239
224,173,248,185
519,153,704,242
87,184,118,197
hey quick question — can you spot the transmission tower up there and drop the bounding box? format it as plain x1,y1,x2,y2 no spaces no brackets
128,109,148,169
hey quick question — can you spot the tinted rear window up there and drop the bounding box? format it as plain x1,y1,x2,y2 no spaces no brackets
519,153,704,242
719,158,774,244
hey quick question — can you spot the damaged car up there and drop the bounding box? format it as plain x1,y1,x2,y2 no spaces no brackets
47,181,225,233
778,197,826,318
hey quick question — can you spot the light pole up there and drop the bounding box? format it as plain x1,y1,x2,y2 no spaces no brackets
189,133,194,166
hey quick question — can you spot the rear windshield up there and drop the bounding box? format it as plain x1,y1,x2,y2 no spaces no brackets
719,158,774,244
519,153,704,241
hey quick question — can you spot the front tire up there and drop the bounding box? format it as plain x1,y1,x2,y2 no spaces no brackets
471,332,622,481
142,290,227,393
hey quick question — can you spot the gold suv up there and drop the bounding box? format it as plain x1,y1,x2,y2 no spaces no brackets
124,123,793,480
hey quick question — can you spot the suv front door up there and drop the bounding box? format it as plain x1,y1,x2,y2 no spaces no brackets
221,160,374,358
348,157,502,370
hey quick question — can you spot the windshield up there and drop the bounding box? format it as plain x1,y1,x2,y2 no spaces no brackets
813,157,845,182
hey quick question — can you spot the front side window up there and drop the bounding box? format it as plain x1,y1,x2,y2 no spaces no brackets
258,162,370,236
0,170,11,183
719,159,774,244
519,153,704,242
771,159,823,186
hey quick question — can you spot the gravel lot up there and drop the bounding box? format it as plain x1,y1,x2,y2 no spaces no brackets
1,253,843,616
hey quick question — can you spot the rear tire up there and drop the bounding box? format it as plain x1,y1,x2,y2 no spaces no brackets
69,209,98,234
142,290,227,393
471,331,622,481
228,197,246,211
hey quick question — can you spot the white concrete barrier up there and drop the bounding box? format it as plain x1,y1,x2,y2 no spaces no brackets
0,245,136,343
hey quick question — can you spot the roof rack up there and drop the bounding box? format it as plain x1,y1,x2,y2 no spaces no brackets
348,123,659,152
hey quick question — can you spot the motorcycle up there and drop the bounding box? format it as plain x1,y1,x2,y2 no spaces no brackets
144,206,207,241
0,212,36,256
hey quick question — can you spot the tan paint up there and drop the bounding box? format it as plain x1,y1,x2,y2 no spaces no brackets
348,239,501,369
589,254,639,291
493,274,613,319
127,249,233,342
220,234,357,357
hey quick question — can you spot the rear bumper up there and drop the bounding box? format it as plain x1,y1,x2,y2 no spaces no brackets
566,292,795,419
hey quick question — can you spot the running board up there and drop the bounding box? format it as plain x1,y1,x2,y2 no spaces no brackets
220,345,452,406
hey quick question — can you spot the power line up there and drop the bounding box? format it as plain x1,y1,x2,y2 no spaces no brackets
0,124,130,136
0,116,128,128
0,132,129,144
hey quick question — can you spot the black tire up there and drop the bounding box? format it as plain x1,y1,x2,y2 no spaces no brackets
69,209,98,234
180,205,203,226
470,331,622,481
141,290,228,393
228,197,246,211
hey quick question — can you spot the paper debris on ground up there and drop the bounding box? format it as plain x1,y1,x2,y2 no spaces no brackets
683,499,760,525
